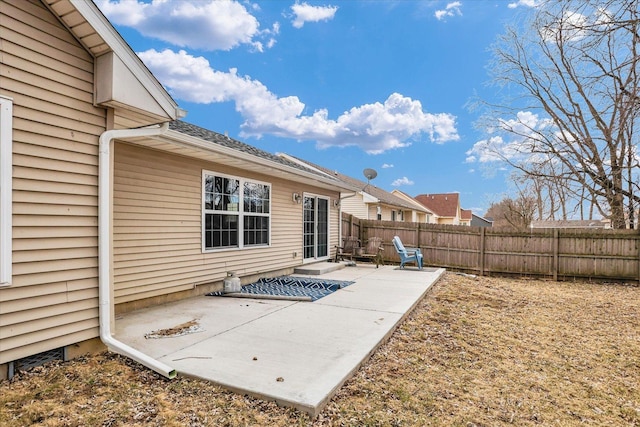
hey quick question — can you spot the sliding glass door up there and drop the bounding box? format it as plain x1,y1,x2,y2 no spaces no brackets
303,195,329,261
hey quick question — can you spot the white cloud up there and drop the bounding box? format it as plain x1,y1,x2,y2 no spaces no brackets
542,11,589,43
465,111,553,164
98,0,275,51
391,177,414,187
507,0,538,9
382,163,394,169
435,1,462,21
466,135,508,163
291,3,338,28
138,49,459,154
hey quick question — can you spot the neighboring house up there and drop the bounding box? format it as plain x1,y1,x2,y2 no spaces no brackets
460,209,472,226
415,193,469,225
0,0,351,380
279,155,432,224
530,220,609,229
391,189,439,223
471,214,493,228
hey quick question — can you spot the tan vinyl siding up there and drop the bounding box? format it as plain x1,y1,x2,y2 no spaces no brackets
0,0,104,363
341,194,369,219
114,110,169,130
113,143,339,305
367,204,392,221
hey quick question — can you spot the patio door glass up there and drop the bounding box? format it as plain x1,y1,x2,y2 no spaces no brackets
303,195,329,260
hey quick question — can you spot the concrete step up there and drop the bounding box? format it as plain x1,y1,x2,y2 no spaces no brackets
294,261,347,275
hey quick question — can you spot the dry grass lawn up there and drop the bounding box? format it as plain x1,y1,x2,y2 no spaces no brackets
1,273,639,426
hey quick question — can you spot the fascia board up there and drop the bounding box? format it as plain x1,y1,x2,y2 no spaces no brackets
361,192,379,203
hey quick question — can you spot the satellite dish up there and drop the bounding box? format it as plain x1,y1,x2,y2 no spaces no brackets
363,168,377,191
363,168,377,181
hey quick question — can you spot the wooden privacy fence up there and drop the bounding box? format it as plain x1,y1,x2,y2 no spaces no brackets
341,213,640,282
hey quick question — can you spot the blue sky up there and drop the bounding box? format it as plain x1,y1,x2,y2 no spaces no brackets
98,0,538,216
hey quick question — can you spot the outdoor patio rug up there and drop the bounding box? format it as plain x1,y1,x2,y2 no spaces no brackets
207,276,355,302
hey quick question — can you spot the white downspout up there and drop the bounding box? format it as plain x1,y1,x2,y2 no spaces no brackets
99,122,176,379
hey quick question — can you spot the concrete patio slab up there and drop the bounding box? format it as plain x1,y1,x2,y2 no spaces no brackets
115,265,445,416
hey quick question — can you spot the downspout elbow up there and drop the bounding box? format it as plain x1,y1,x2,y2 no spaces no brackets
99,122,176,379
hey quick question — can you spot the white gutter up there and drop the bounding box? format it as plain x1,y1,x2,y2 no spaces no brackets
99,122,176,379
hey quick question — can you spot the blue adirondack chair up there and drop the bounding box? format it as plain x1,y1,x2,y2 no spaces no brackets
392,236,423,270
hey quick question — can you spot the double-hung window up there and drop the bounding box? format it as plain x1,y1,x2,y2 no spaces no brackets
203,171,270,251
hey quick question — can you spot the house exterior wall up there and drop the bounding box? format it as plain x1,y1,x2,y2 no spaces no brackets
113,142,340,307
367,204,382,220
471,215,493,227
437,217,456,225
411,211,426,223
0,0,105,364
389,190,435,224
367,204,405,222
340,193,369,219
341,198,417,223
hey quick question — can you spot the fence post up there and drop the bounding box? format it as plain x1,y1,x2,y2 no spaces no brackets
479,227,485,276
553,228,559,281
349,214,354,237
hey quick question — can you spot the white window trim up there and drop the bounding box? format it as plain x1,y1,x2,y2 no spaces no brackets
0,96,13,287
201,170,271,252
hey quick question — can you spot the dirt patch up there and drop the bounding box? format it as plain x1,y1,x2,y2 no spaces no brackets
144,319,202,339
1,273,638,426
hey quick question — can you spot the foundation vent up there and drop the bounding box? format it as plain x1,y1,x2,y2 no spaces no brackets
8,347,65,379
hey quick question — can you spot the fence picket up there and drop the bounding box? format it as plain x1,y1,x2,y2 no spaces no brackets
341,213,639,282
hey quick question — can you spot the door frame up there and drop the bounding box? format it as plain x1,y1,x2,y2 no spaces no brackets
302,193,330,263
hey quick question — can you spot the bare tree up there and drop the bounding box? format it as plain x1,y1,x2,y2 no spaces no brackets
485,194,537,231
478,0,640,228
511,161,602,222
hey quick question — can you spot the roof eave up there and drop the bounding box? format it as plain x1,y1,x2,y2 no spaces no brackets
158,130,355,192
59,0,181,121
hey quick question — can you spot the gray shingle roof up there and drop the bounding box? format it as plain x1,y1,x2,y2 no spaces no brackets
169,121,334,179
284,155,429,212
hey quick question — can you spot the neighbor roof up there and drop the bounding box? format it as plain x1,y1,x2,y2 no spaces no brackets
391,189,438,215
415,193,460,217
280,155,430,212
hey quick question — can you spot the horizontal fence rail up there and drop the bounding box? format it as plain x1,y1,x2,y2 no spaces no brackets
341,213,640,282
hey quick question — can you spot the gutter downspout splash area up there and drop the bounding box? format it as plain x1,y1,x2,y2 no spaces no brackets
98,122,177,379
